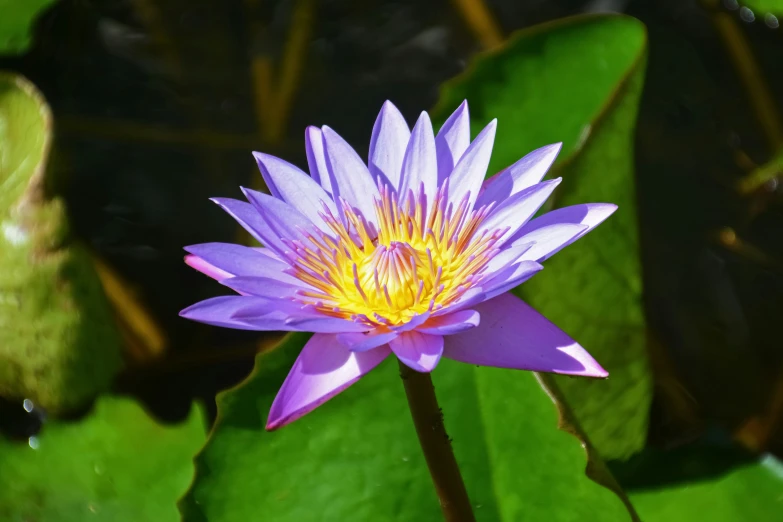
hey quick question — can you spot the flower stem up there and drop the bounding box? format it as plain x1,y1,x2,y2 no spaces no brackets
398,360,476,522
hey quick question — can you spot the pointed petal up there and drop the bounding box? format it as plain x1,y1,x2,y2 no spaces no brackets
435,100,470,183
266,335,390,430
479,260,543,299
253,152,337,232
322,126,380,224
390,331,444,372
390,311,431,332
398,112,437,205
447,119,496,210
417,309,480,335
477,143,562,208
443,293,607,377
221,276,310,298
511,223,588,263
369,101,410,189
477,179,561,243
211,197,286,253
179,296,284,330
184,243,298,283
432,287,486,317
305,126,333,193
336,330,399,352
241,187,317,246
508,203,618,261
231,300,370,333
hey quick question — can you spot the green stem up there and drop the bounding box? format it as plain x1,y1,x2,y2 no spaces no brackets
398,360,476,522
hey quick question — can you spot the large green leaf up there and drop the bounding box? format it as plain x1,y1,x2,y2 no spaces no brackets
182,333,635,521
433,14,649,460
0,73,123,413
0,397,206,522
614,445,783,521
0,0,56,55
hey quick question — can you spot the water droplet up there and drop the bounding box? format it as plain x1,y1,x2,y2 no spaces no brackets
94,463,105,475
28,436,39,450
401,456,409,462
22,399,34,413
723,0,739,10
765,13,779,29
740,6,755,23
88,503,99,513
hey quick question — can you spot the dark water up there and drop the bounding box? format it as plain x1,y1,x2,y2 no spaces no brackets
1,0,781,459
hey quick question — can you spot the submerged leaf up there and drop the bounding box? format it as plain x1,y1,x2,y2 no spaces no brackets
0,73,123,413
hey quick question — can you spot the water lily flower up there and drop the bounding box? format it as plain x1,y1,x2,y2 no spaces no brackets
180,101,614,430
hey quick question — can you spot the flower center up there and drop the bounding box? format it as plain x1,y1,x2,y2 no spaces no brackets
286,182,505,326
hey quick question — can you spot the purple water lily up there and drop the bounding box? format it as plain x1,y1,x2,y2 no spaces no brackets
180,101,614,430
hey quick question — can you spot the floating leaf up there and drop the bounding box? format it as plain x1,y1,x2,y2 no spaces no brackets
181,333,635,521
433,14,649,460
0,0,56,55
0,397,206,522
614,445,783,521
0,73,123,413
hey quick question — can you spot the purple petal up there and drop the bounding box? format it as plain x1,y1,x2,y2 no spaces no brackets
390,311,431,332
479,260,543,300
482,243,534,275
322,126,380,225
390,331,444,372
369,101,410,189
184,243,299,283
435,100,470,183
232,301,370,333
433,287,486,317
508,203,618,261
211,197,286,253
476,143,562,208
443,293,607,377
266,334,390,430
336,330,399,352
185,255,233,281
511,223,588,263
221,276,309,298
477,179,561,243
305,126,333,193
398,112,437,205
179,296,282,330
447,119,496,210
417,309,480,335
253,152,337,232
241,187,317,244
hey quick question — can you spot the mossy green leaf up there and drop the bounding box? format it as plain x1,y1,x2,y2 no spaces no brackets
0,0,56,55
181,333,635,521
433,14,649,460
0,73,123,413
0,397,206,522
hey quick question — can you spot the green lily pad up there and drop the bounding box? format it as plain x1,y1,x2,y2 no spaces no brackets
181,332,636,521
434,14,649,460
0,73,123,413
614,445,783,521
0,0,56,55
0,397,206,522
